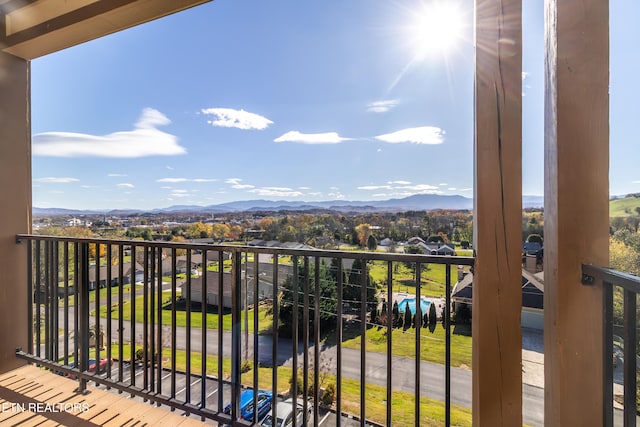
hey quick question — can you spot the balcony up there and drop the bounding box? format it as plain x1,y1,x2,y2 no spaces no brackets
13,234,475,426
0,0,620,425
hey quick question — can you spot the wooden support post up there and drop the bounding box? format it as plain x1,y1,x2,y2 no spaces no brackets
473,0,522,425
544,0,608,425
0,51,31,373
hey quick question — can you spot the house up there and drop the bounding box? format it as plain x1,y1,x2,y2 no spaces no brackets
181,271,254,309
414,242,457,256
406,236,425,245
379,238,393,246
88,264,123,290
87,262,147,290
451,269,545,330
425,243,456,256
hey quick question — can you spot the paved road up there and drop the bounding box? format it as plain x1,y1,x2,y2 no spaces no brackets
53,302,544,426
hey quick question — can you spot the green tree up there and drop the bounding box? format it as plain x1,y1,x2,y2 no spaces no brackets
279,258,337,337
366,234,377,251
345,258,377,314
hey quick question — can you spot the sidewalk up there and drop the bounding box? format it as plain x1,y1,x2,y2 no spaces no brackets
522,327,544,388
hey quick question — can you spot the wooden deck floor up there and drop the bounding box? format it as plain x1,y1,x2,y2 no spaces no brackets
0,365,207,426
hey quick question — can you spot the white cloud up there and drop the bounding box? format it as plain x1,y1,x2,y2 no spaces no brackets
117,183,135,188
633,181,640,184
298,186,311,190
225,178,255,189
249,188,303,197
439,183,448,186
328,192,345,200
396,183,440,192
156,177,215,183
375,126,444,145
33,108,186,158
366,100,399,113
360,181,442,196
157,178,188,183
522,71,529,81
201,108,273,130
108,173,127,177
358,185,392,190
274,131,352,144
35,177,79,183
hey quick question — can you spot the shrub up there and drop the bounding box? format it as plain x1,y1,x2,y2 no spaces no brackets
240,359,252,373
321,382,336,406
289,375,303,396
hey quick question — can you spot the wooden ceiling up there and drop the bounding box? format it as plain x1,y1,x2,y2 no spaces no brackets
0,0,212,59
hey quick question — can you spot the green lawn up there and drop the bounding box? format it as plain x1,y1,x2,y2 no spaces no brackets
339,322,473,368
59,283,138,306
96,295,273,334
369,261,462,298
610,196,640,217
107,344,471,427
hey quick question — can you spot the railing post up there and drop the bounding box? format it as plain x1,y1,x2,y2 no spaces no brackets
231,250,242,422
623,288,637,427
603,280,614,427
26,240,33,356
78,241,90,393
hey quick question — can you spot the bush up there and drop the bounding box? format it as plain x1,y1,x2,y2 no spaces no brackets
240,359,252,373
321,382,336,406
289,375,303,396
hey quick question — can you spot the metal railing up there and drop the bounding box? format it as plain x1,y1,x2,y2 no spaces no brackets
582,264,640,427
16,234,473,426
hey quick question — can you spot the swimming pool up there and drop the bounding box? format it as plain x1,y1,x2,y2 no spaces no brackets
397,298,430,315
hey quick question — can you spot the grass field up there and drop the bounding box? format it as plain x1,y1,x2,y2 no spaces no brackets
336,321,472,368
106,344,472,427
96,297,273,334
610,196,640,217
369,261,466,298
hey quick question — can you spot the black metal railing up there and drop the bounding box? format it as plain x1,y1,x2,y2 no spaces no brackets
582,264,640,427
17,234,473,426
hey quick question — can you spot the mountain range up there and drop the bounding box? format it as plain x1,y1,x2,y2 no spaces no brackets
32,194,545,216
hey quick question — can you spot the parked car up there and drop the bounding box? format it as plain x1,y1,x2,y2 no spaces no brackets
223,389,273,422
88,358,111,373
259,398,313,427
64,357,112,378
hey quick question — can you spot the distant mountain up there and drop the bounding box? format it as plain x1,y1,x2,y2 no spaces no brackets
32,207,105,216
33,194,547,216
522,196,544,208
209,194,475,212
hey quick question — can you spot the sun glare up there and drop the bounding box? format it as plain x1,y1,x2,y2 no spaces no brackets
409,2,465,59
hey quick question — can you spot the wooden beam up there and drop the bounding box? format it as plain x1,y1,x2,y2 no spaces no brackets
543,0,609,425
0,50,30,373
5,0,138,45
1,0,212,59
473,0,522,425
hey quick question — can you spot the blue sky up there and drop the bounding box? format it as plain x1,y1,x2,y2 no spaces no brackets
31,0,640,210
